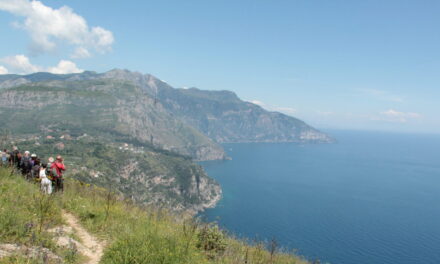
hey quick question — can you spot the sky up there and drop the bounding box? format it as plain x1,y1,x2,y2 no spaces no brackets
0,0,439,134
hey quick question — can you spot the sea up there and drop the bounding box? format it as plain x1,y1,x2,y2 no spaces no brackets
199,130,440,264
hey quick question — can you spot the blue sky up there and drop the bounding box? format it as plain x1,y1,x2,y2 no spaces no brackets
1,0,439,133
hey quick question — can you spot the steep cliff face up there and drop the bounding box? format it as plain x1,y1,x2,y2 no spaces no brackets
122,160,222,213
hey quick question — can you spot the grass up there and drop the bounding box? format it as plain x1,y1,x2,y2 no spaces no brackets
0,167,309,264
0,168,80,264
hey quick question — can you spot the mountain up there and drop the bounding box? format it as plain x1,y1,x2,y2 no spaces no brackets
156,87,333,143
0,69,333,143
0,71,97,89
65,69,333,143
0,79,225,161
101,69,333,143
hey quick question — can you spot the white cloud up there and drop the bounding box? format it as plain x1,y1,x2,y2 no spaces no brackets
71,47,91,59
1,54,83,74
372,109,422,123
0,0,114,57
1,54,41,74
47,60,83,74
0,66,8,74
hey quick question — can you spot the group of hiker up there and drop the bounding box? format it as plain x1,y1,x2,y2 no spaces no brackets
0,146,66,194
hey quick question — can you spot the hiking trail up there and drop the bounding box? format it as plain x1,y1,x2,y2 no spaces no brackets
61,210,105,264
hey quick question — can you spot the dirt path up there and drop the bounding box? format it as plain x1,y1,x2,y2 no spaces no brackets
62,210,105,264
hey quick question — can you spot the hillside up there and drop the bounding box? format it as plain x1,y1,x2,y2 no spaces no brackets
0,79,225,161
10,138,221,214
0,167,310,264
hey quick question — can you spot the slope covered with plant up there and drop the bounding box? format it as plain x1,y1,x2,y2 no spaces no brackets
0,168,309,264
6,137,221,214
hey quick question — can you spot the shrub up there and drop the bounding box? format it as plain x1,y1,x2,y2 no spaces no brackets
196,224,227,259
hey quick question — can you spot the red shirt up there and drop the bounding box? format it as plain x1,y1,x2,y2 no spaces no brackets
51,161,66,177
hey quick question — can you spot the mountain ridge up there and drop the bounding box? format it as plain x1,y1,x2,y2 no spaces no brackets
0,69,333,144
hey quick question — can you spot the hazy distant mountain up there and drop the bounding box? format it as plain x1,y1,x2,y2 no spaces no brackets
96,69,333,143
0,69,333,143
156,87,333,143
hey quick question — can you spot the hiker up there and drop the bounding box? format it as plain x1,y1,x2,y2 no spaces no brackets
1,149,8,167
47,157,55,187
30,153,37,167
51,155,66,192
39,163,52,194
31,157,41,181
21,151,32,179
47,157,54,170
11,146,21,169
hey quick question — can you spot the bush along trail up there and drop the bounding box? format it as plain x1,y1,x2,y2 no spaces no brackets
0,166,310,264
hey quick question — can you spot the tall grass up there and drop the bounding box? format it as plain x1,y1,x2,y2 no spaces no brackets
61,180,309,264
0,168,79,263
0,168,309,264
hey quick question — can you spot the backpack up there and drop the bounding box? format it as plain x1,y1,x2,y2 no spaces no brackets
31,165,41,179
46,164,53,180
51,164,61,178
22,156,31,169
11,151,18,163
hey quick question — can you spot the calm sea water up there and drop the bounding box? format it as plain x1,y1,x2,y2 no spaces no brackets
200,130,440,264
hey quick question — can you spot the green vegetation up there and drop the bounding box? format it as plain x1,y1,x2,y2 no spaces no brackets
0,168,81,264
0,167,309,264
11,138,220,213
